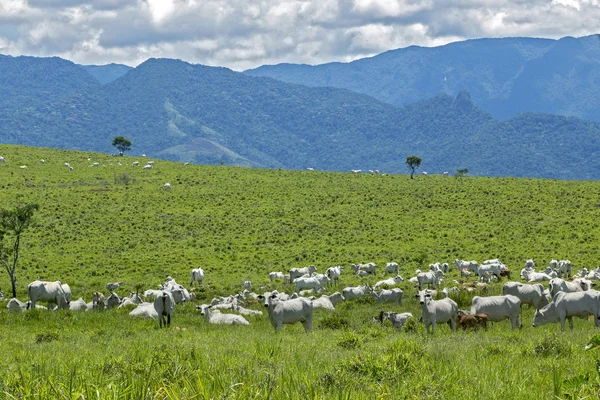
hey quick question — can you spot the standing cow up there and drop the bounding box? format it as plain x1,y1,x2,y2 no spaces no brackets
27,280,71,310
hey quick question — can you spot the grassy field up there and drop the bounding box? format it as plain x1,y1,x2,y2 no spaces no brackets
0,144,599,399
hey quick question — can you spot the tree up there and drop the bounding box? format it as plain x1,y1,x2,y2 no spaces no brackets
112,136,132,155
405,156,422,179
0,203,39,298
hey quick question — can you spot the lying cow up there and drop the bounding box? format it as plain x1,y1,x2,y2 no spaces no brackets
457,313,488,331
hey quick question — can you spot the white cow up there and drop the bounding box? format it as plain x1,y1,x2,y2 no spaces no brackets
269,271,285,282
416,290,458,334
477,264,504,281
69,298,89,311
27,280,70,310
105,292,122,308
558,260,572,278
502,282,548,310
325,266,343,286
455,259,478,274
190,268,205,286
381,312,413,329
231,304,263,316
129,302,158,319
106,282,123,292
417,270,444,290
7,298,28,312
471,295,521,329
548,278,590,298
522,269,552,282
524,259,535,269
373,275,404,289
154,290,175,328
295,276,324,293
483,259,502,265
533,291,600,330
0,156,5,163
384,262,399,274
309,295,336,310
342,284,372,300
92,291,105,310
199,305,250,325
371,288,403,304
289,265,317,282
142,164,153,170
350,262,377,275
163,183,171,190
261,294,313,333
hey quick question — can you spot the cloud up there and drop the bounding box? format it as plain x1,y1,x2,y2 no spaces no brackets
0,0,598,70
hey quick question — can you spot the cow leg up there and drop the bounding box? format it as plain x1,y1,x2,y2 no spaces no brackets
568,317,574,330
167,313,171,327
431,321,436,334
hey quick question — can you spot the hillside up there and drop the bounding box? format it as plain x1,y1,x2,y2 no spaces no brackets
2,56,600,178
1,144,600,399
245,35,600,122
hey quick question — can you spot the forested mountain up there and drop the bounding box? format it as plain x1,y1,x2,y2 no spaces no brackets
245,35,600,122
1,55,600,179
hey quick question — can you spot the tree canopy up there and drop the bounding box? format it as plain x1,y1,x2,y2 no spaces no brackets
405,156,422,179
112,136,132,155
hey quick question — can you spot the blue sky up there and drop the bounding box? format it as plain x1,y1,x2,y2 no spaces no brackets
0,0,597,70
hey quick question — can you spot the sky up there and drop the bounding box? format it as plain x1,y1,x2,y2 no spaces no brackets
0,0,598,71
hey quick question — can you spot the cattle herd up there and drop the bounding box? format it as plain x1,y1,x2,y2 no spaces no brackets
3,258,600,334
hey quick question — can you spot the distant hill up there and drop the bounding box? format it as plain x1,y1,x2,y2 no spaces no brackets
82,63,133,84
245,35,600,122
2,55,600,179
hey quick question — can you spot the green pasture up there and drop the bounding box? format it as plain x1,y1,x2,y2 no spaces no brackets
0,144,599,399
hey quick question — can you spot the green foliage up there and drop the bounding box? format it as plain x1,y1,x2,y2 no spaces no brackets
405,155,422,179
112,136,132,155
2,56,600,178
318,312,351,330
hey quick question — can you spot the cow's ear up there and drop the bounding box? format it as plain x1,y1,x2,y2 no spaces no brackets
258,295,264,299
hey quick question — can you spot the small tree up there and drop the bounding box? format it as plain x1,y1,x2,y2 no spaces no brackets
112,136,132,156
405,156,422,179
0,203,39,298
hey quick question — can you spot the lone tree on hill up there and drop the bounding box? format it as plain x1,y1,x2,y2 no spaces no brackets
405,156,422,179
112,136,132,156
0,203,39,298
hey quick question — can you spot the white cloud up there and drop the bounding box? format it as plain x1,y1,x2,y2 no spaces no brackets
0,0,599,69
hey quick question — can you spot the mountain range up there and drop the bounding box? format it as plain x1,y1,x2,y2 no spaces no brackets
246,35,600,122
1,36,600,179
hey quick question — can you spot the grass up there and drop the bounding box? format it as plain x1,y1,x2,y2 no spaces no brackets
0,144,600,398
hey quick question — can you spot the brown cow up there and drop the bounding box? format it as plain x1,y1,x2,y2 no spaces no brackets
457,313,489,331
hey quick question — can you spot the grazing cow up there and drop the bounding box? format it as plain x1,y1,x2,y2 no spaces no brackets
380,311,413,329
548,278,590,298
27,280,70,310
470,295,521,329
417,270,444,290
261,293,313,333
385,262,399,274
342,284,372,300
558,260,572,278
371,288,403,304
416,290,458,334
443,171,449,177
295,276,324,293
455,259,478,274
289,265,317,282
153,290,175,328
269,271,285,282
533,291,600,331
350,262,377,276
199,305,250,325
106,282,123,292
483,259,502,265
322,292,345,307
477,263,505,281
163,183,171,190
132,161,139,166
243,280,252,289
0,156,5,163
129,302,158,319
325,266,343,286
457,313,489,331
142,164,153,170
373,275,404,289
502,282,548,310
190,268,205,286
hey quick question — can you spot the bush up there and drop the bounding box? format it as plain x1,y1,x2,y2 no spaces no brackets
318,312,350,330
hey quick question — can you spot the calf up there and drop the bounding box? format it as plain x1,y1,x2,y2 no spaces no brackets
457,313,489,331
